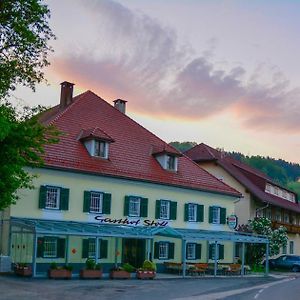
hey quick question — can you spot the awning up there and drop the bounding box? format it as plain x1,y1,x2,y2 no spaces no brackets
10,217,268,243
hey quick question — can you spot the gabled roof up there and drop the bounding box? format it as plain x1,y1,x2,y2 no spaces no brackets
40,91,240,197
185,143,300,212
78,127,115,143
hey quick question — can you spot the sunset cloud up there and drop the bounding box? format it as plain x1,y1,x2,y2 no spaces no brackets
52,0,300,133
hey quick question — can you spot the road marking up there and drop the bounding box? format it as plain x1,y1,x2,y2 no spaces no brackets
254,288,265,299
174,277,295,300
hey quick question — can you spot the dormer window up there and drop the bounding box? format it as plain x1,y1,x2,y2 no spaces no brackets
152,145,182,172
94,140,108,158
166,155,176,171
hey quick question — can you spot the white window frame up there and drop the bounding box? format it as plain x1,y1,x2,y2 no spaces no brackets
129,197,141,217
43,237,57,258
45,187,60,210
88,239,96,258
187,243,196,260
282,244,287,254
166,155,176,171
212,206,221,224
159,242,168,259
90,192,103,213
188,203,197,222
94,140,108,158
160,200,170,220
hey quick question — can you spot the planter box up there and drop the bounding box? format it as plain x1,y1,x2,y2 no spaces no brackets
136,270,156,280
48,269,72,279
80,269,103,279
15,267,32,277
110,270,130,279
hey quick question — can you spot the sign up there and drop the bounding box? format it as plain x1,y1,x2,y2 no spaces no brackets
227,215,238,230
95,216,168,227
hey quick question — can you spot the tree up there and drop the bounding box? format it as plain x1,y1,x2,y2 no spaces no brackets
0,0,55,98
237,217,288,266
169,141,197,152
0,0,57,210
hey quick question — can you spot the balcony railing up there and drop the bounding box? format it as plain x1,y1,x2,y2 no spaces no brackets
272,220,300,234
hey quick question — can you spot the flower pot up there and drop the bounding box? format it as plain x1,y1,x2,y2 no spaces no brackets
80,269,103,279
136,270,156,280
15,266,32,277
48,269,72,279
109,270,130,279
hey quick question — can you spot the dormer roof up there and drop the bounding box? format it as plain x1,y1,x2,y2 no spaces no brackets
78,127,115,143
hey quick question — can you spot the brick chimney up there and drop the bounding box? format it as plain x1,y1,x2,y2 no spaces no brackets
113,99,127,114
60,81,74,108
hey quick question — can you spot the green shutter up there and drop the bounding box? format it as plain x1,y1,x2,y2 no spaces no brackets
220,208,227,224
184,204,189,222
100,239,108,258
219,244,224,260
154,242,159,259
197,204,204,222
39,186,47,209
82,239,89,258
124,196,130,216
155,200,161,219
57,238,66,258
37,237,44,258
60,188,69,210
209,244,213,259
209,206,213,223
168,242,175,259
83,191,91,212
170,201,177,220
103,193,111,214
140,198,148,217
196,244,202,259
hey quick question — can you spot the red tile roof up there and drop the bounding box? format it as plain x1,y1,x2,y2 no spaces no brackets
185,143,300,212
78,127,115,142
41,91,240,197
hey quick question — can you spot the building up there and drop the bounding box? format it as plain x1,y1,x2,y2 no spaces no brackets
185,143,299,256
0,83,268,277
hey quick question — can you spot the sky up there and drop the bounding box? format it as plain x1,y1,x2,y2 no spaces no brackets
12,0,300,163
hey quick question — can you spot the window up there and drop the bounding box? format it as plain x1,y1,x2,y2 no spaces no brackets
45,187,60,209
266,208,272,220
90,192,103,213
188,204,197,222
284,212,289,223
88,239,96,258
166,155,176,171
159,242,169,259
94,140,108,158
290,241,294,255
282,244,287,254
186,243,196,260
129,197,141,217
160,200,170,219
43,238,57,258
212,207,221,224
82,238,108,259
209,243,224,260
275,208,282,222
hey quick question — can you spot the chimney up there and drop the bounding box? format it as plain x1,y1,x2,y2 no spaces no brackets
60,81,74,108
113,99,127,114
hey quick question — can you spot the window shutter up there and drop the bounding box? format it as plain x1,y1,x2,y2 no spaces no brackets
209,206,213,223
100,239,108,259
184,204,189,222
154,242,159,259
170,201,177,220
103,193,111,214
197,204,204,222
220,208,227,224
140,198,148,217
155,200,161,219
168,242,175,259
39,186,47,209
196,244,202,259
82,239,89,258
124,196,130,216
37,237,44,258
209,244,213,259
219,244,224,259
83,191,91,212
57,238,66,258
60,188,69,210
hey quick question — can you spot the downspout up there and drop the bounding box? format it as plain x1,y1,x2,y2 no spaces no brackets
256,203,269,217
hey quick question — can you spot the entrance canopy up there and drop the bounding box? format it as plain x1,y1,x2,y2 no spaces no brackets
11,217,268,243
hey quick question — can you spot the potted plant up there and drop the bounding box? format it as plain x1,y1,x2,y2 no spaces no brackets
109,263,134,279
136,260,156,279
80,258,102,279
48,262,73,279
14,263,32,277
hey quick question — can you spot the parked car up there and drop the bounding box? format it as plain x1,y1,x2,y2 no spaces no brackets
267,255,300,272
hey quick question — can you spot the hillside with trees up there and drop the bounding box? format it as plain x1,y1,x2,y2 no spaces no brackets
170,141,300,198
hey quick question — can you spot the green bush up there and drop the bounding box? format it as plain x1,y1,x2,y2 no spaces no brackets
64,264,73,271
142,260,156,271
49,262,58,270
122,263,135,273
85,258,96,270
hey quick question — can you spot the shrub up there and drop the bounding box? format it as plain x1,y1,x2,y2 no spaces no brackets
49,262,58,270
85,258,96,270
122,263,135,273
64,264,73,271
142,260,156,271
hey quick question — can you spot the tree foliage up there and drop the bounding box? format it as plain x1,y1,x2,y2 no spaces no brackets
169,141,197,153
237,217,288,266
0,0,55,98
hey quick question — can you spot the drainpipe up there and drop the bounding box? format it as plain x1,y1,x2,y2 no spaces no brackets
255,203,269,217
